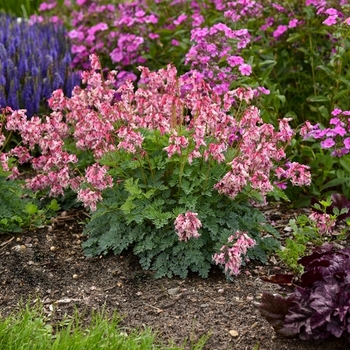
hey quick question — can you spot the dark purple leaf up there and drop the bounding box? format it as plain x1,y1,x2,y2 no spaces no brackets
260,243,350,342
259,292,299,337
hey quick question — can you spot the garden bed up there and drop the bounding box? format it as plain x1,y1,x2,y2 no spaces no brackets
1,206,349,350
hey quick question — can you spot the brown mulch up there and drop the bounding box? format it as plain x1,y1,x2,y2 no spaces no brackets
0,206,349,350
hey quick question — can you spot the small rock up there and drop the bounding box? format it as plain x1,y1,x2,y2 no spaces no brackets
12,245,26,252
168,287,180,296
72,274,78,279
50,246,56,251
229,330,239,337
269,256,278,265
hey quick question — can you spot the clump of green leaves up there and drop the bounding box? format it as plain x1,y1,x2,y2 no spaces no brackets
278,196,350,273
83,130,280,279
0,174,60,232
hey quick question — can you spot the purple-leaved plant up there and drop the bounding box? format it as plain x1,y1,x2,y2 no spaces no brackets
260,243,350,342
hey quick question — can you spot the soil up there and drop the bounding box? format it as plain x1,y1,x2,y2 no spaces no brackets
0,206,349,350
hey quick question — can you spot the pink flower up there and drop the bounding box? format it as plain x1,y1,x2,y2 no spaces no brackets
238,64,252,76
323,15,338,26
85,164,113,191
273,25,288,38
344,138,350,149
68,30,84,41
227,55,244,67
321,138,336,149
38,1,57,11
283,162,311,186
331,108,342,116
77,188,102,212
149,33,160,40
257,86,270,95
308,212,336,235
174,14,187,26
164,133,189,158
174,212,202,242
71,45,87,54
213,231,256,276
300,121,314,138
277,118,294,142
288,19,299,28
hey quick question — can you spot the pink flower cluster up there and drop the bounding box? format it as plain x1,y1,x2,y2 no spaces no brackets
37,0,157,88
174,211,202,242
303,108,350,157
213,231,256,276
215,101,311,201
308,212,336,235
1,54,310,211
305,1,345,26
185,23,253,94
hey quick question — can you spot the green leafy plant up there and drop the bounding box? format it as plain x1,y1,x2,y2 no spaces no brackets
278,196,350,273
0,116,61,233
0,174,61,232
2,55,312,277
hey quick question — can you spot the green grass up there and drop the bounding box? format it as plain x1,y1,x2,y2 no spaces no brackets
0,302,208,350
0,0,66,17
0,0,41,17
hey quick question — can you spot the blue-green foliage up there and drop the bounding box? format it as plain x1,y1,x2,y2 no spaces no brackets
82,131,280,278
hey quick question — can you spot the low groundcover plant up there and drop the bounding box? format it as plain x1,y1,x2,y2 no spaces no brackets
1,54,311,278
277,194,350,273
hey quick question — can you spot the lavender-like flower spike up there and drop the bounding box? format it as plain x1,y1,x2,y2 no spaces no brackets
0,13,81,117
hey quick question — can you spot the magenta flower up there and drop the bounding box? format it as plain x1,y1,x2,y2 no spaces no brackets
323,15,338,26
321,138,336,149
273,25,288,38
174,212,202,242
238,63,252,76
331,108,342,116
288,18,299,28
38,2,57,11
227,55,244,67
344,138,350,149
173,14,187,26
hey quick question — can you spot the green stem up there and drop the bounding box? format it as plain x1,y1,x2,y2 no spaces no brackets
307,22,317,96
145,152,155,182
137,157,148,186
202,160,212,193
177,158,186,198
